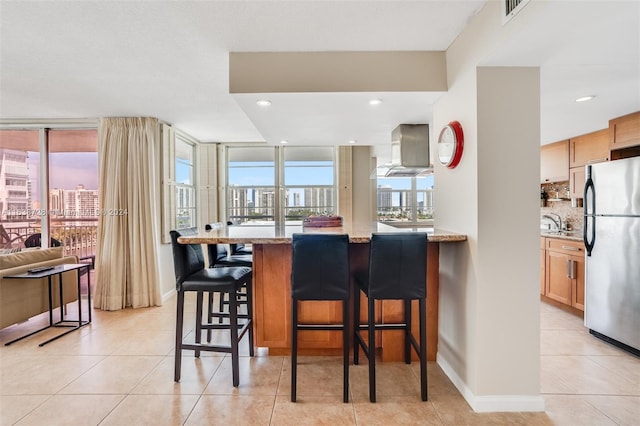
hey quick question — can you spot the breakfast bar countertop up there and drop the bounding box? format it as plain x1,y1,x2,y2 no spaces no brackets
177,221,465,362
177,222,467,245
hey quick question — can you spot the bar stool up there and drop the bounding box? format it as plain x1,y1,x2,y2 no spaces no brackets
290,233,351,403
225,221,253,255
169,228,254,387
353,232,428,402
206,242,252,329
230,243,252,255
208,243,252,268
204,223,252,329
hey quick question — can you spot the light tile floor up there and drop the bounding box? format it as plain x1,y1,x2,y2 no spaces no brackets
1,295,638,425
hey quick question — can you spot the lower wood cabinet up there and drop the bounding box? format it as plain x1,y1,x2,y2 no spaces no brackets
543,238,585,311
540,237,546,295
252,242,442,361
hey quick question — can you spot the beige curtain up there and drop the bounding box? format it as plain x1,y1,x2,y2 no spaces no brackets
94,117,162,310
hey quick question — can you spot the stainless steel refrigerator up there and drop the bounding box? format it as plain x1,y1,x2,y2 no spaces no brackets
583,156,640,355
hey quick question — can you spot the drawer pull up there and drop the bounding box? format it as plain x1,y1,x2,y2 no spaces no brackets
565,259,577,279
561,245,581,251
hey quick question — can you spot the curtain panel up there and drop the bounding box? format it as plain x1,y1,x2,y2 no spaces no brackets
94,117,162,310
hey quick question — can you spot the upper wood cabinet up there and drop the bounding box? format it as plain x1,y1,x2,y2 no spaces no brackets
569,128,609,168
568,128,609,197
541,140,569,183
609,111,640,150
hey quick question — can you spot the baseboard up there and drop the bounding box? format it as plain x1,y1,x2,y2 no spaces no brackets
162,288,176,303
436,353,545,413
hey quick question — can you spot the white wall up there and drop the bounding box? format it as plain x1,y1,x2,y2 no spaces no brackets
434,1,544,412
475,67,541,398
352,146,377,223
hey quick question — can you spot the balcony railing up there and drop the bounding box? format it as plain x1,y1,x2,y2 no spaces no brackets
0,220,98,260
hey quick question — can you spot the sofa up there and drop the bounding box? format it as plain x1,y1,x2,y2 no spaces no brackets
0,247,79,330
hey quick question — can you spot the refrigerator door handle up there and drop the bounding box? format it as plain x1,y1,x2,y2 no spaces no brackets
584,166,596,256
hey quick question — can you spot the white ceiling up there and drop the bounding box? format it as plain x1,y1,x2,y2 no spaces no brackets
1,1,639,162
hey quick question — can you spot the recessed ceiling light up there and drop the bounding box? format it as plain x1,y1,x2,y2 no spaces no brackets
348,140,357,144
575,95,596,102
256,99,272,107
369,99,382,106
280,140,288,144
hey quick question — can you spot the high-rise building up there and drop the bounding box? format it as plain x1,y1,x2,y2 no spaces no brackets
0,148,30,220
255,188,275,216
228,185,249,219
399,189,412,211
304,187,334,213
54,184,99,217
377,185,392,211
49,188,64,215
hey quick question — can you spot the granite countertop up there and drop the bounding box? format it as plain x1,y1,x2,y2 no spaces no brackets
177,222,467,244
540,230,583,242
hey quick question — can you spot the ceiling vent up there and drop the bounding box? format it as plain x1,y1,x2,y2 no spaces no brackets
502,0,531,24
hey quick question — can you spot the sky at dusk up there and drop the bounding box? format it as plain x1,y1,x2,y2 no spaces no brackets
27,152,98,199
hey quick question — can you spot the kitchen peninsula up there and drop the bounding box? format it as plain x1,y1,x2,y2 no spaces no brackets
178,222,466,362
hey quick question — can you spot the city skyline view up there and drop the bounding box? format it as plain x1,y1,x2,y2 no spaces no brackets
27,152,98,201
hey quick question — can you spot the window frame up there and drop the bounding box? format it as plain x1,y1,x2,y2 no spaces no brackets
174,134,197,230
0,121,99,254
160,125,199,242
376,176,434,225
223,145,337,225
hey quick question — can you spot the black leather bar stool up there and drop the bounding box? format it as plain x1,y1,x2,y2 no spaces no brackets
290,233,351,403
208,243,252,268
230,243,252,255
206,242,252,329
224,221,253,255
353,232,428,402
203,223,253,329
170,228,254,387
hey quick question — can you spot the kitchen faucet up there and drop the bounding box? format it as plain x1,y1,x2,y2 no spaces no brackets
542,213,563,231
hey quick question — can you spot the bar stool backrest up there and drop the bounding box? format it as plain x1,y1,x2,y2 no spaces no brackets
291,233,350,301
206,243,228,264
170,227,205,288
368,233,428,300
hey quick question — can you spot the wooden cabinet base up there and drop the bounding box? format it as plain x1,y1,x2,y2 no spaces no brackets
541,295,584,318
252,242,440,361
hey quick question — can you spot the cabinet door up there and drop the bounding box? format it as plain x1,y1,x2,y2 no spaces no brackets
541,140,569,183
569,167,585,198
540,248,546,295
569,129,609,168
610,111,640,150
546,250,572,305
540,237,546,295
571,254,585,311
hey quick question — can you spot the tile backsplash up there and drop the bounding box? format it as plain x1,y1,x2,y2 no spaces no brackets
541,200,583,231
541,181,583,231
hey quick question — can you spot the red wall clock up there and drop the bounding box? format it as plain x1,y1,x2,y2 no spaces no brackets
437,121,464,169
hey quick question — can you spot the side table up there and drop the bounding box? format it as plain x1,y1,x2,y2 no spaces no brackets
4,263,92,346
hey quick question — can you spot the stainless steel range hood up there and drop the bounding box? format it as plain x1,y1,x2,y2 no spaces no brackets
372,124,433,178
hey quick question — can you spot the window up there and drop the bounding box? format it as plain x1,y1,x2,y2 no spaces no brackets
377,175,434,224
284,147,335,220
174,135,196,229
227,147,276,223
160,125,200,242
0,131,40,247
225,146,336,224
0,127,99,258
